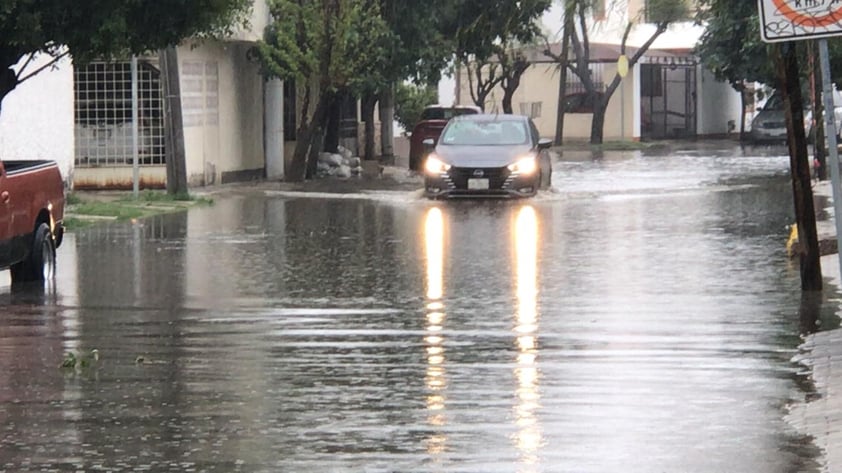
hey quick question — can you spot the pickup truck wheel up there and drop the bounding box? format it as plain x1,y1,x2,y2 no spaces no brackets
10,223,55,284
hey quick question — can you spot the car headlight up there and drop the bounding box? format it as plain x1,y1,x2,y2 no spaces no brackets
425,155,451,174
508,156,537,175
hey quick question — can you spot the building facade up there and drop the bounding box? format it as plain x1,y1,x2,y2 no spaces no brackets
0,0,285,191
457,0,741,142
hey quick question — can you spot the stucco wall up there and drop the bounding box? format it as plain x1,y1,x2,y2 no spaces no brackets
180,41,265,186
0,54,74,183
460,62,636,141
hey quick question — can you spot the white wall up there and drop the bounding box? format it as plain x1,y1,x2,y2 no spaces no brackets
698,68,742,136
180,40,265,186
0,54,74,183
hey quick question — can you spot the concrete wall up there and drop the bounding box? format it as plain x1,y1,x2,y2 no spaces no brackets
0,54,74,183
697,67,742,136
180,40,265,186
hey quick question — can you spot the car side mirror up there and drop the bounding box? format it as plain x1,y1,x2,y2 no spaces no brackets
537,138,553,150
422,138,436,150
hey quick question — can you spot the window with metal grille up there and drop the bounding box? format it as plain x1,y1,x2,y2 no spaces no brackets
74,61,166,166
566,63,605,95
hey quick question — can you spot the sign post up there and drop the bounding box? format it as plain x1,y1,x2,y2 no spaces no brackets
759,0,842,281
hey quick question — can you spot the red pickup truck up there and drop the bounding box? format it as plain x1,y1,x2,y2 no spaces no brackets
0,159,65,284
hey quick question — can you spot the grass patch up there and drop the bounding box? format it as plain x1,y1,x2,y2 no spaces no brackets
117,190,212,204
597,141,652,151
64,191,213,231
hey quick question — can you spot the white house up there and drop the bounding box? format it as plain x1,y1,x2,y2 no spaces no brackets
1,0,286,191
454,0,742,142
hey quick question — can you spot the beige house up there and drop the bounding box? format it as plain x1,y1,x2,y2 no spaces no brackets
73,0,285,190
456,0,741,142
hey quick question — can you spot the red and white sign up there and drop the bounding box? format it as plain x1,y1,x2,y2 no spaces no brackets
759,0,842,43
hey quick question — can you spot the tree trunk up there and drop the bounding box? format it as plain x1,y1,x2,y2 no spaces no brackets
590,99,606,145
160,46,189,195
774,43,822,291
502,92,514,114
324,92,341,154
362,93,377,161
555,11,574,146
287,90,334,182
306,125,325,179
379,83,395,164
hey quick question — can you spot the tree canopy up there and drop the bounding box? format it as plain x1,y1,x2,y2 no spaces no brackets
0,0,251,106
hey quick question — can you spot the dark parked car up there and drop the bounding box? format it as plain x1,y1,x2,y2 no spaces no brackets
422,114,553,199
408,105,480,171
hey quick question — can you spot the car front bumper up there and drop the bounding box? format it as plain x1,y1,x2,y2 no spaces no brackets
424,167,538,199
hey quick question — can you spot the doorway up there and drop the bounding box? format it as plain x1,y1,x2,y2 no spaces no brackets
641,63,697,140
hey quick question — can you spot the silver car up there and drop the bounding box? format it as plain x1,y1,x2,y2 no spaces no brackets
751,91,842,143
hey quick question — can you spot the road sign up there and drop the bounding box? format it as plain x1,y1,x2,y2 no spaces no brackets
759,0,842,43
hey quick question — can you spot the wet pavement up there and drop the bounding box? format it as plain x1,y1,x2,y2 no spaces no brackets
1,141,841,472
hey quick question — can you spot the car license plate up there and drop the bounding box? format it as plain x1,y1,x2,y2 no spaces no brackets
468,178,489,190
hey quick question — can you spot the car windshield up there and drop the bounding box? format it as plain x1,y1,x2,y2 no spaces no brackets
421,107,478,120
440,120,529,146
763,94,784,111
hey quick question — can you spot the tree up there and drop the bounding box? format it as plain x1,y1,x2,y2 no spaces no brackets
0,0,250,111
374,0,456,163
394,83,438,132
547,0,688,144
255,0,390,181
453,0,551,111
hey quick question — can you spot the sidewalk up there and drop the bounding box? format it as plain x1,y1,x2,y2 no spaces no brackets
787,179,842,472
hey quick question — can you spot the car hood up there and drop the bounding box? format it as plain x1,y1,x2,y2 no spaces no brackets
434,144,534,168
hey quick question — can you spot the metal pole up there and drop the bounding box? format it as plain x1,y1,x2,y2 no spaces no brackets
818,39,842,279
131,56,140,199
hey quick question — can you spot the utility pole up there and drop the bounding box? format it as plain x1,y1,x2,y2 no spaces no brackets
160,45,189,195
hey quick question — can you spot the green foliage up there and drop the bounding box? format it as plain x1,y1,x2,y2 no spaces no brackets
0,0,251,67
453,0,552,61
394,83,438,131
695,1,773,89
643,0,690,24
0,0,251,106
255,0,391,96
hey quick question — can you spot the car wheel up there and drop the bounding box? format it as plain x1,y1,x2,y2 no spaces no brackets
10,223,56,284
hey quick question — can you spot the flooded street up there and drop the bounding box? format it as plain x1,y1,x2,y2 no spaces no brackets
2,144,840,472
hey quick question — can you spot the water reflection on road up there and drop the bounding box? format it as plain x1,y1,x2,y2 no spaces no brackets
1,144,840,472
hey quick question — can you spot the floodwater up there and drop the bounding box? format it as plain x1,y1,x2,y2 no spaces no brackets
1,143,840,472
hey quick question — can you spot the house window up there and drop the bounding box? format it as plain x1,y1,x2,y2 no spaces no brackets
74,60,166,167
566,64,605,95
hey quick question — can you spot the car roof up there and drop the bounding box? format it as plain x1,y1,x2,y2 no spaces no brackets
450,113,530,122
424,104,481,111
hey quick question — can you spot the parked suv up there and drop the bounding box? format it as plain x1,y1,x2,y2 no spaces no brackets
408,105,480,171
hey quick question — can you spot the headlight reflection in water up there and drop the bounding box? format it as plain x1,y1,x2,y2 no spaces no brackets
513,205,542,469
424,207,448,455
